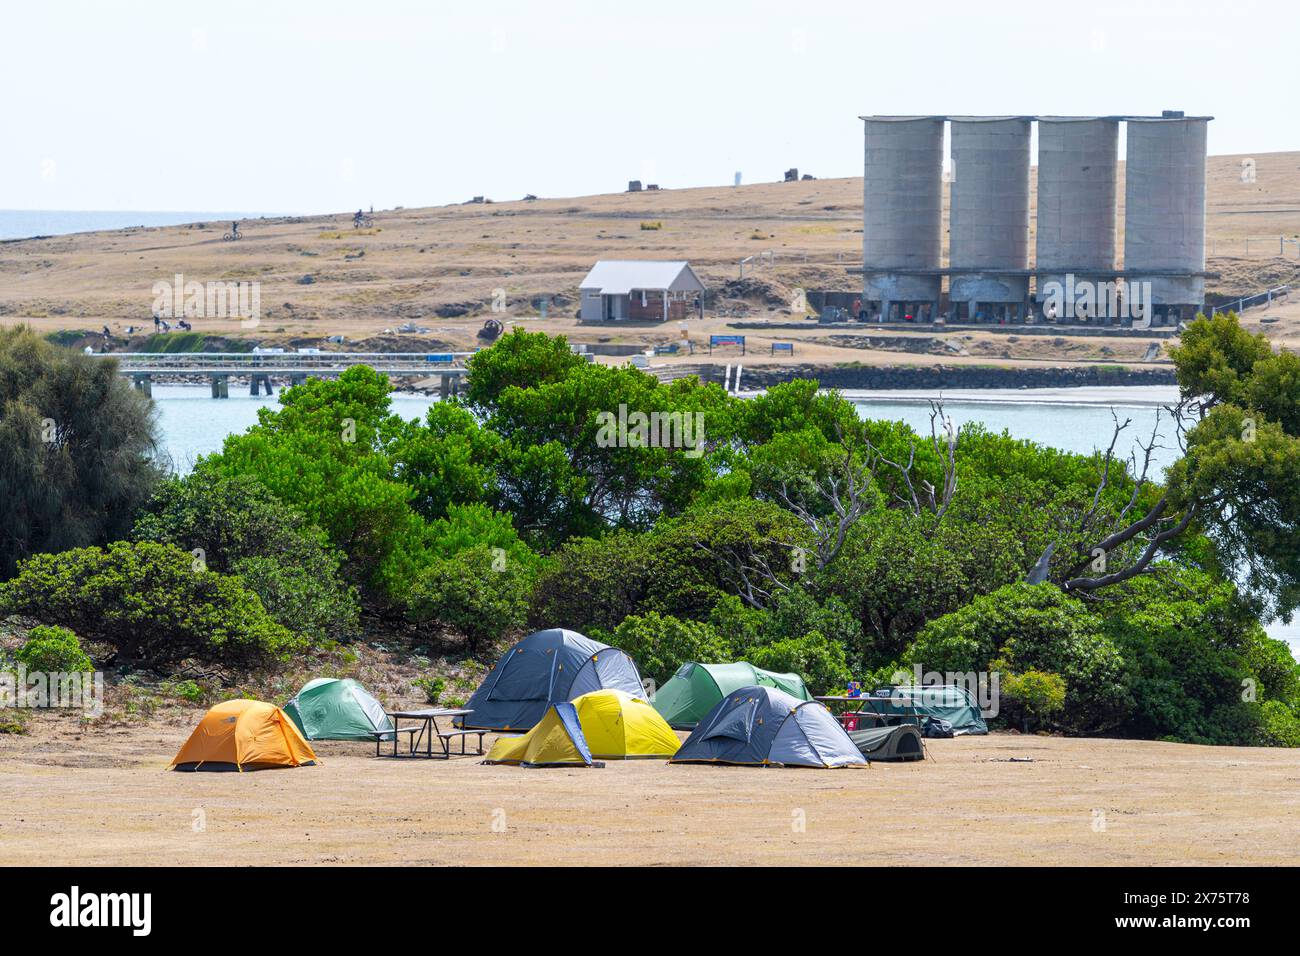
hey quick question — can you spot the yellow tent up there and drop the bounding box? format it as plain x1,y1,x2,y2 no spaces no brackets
573,689,680,759
485,702,595,767
485,689,680,766
171,699,319,771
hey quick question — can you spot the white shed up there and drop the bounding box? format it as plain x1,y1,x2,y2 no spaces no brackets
579,260,706,322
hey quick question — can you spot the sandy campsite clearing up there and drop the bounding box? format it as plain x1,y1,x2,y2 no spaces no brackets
2,718,1297,866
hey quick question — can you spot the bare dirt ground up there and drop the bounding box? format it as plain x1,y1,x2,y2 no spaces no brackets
3,151,1298,372
2,713,1298,866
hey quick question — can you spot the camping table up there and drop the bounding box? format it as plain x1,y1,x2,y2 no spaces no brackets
382,708,474,759
816,695,923,731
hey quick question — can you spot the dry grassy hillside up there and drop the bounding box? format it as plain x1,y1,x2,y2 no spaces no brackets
2,151,1298,367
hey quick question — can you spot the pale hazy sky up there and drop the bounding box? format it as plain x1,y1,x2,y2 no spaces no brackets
4,0,1295,213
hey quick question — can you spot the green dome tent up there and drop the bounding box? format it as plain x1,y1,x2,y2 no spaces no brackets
866,685,988,736
284,678,394,741
652,661,812,729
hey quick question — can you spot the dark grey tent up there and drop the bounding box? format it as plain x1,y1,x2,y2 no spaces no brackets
457,629,645,731
670,685,866,768
849,724,925,762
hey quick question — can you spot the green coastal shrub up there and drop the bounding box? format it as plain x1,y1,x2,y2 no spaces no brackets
705,595,768,654
908,582,1127,734
0,325,161,577
14,625,93,674
749,631,851,697
601,611,732,688
763,587,860,657
1100,568,1300,746
464,327,586,411
202,366,421,598
133,472,360,642
405,544,531,653
529,531,657,633
413,676,445,705
0,710,29,735
1257,700,1300,747
996,663,1067,732
231,557,360,646
0,541,300,671
163,679,206,704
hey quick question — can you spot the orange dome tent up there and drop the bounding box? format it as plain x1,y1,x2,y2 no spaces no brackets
171,699,319,771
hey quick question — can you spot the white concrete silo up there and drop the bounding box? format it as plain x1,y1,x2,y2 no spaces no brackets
1035,117,1119,311
1123,117,1209,310
947,117,1032,321
860,116,945,320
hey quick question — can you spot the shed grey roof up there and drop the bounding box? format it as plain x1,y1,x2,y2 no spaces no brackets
579,260,706,295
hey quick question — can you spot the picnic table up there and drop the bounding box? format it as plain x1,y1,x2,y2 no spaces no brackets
815,694,923,731
377,708,486,759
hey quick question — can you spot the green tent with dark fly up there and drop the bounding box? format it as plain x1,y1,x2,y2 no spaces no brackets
652,661,812,729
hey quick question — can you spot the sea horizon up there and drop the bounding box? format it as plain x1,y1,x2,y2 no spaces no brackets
0,208,291,241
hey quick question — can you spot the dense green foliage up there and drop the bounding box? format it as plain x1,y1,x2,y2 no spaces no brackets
13,624,93,674
908,583,1128,734
0,542,300,670
132,473,360,643
600,612,732,688
0,326,160,576
4,317,1298,747
1167,315,1300,619
406,544,532,653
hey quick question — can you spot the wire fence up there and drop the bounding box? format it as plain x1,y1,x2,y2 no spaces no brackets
737,250,858,278
1208,236,1300,259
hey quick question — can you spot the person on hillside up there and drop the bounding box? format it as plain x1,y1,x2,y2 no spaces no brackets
230,220,240,238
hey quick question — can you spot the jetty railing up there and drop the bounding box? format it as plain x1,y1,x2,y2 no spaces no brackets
1209,285,1291,316
92,351,476,398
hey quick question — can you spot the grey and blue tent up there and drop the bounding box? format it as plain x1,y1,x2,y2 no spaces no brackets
457,629,645,731
670,685,866,768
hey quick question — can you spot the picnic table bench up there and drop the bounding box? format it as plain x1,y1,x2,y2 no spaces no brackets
436,727,489,756
815,694,923,731
375,708,482,759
